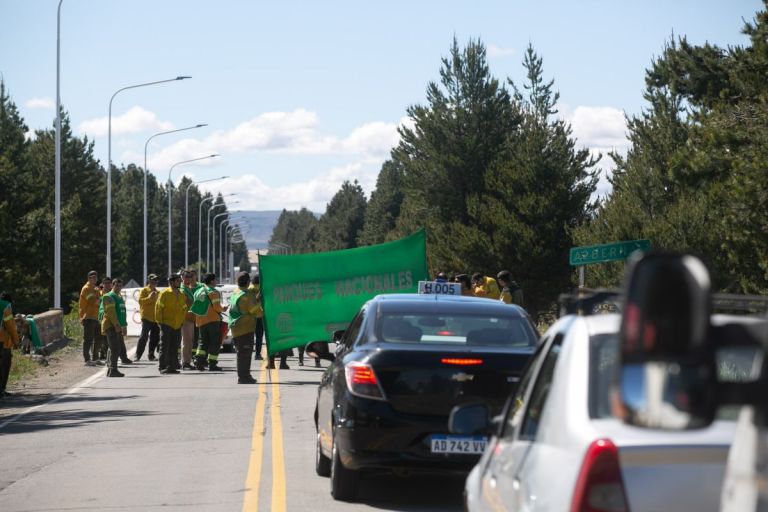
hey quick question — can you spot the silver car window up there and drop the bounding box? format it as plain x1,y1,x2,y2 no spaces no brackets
519,334,564,440
500,336,549,439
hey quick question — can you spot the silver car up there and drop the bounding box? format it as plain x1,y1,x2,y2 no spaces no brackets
455,312,742,512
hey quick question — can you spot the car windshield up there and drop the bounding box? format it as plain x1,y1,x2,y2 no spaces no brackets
377,312,537,348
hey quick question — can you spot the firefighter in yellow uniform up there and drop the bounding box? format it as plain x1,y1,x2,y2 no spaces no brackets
79,270,101,364
471,272,501,300
191,273,227,371
0,294,20,399
100,278,128,378
229,272,262,383
155,273,188,374
136,273,160,361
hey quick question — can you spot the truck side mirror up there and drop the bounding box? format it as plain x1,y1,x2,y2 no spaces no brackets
616,253,717,430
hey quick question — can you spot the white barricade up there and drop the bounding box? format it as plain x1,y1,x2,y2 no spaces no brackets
121,285,238,337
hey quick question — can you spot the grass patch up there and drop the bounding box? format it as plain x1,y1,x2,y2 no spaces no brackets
8,351,39,385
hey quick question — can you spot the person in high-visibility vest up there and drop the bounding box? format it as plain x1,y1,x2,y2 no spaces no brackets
180,269,203,370
136,273,160,361
0,292,20,399
191,273,227,371
99,277,128,378
229,272,262,384
247,274,265,361
155,273,188,374
471,272,501,300
79,270,102,365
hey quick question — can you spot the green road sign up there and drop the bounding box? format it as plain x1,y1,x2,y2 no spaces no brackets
569,239,651,266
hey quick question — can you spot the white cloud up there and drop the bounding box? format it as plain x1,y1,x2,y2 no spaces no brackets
203,162,377,212
558,104,630,199
488,44,515,58
138,110,409,171
25,97,55,109
78,106,174,137
24,130,37,141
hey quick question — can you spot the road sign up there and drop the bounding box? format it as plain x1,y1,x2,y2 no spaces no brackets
569,239,651,266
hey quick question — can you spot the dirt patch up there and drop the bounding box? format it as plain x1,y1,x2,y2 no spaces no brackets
0,337,138,420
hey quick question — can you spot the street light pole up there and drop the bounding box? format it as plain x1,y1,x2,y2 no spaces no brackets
107,75,190,276
212,211,230,276
54,0,63,308
143,123,206,284
220,217,246,276
167,154,219,276
185,176,227,268
207,204,227,272
226,223,249,282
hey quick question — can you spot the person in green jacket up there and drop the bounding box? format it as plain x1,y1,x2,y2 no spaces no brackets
229,272,262,384
99,277,128,377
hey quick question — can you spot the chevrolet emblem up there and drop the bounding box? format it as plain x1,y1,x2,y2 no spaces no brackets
451,372,474,382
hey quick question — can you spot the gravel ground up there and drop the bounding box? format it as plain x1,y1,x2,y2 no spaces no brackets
0,336,138,420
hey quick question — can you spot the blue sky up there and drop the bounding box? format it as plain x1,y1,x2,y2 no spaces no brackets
1,0,762,211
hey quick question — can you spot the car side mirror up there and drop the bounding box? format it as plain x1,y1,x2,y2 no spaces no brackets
449,403,492,435
304,341,335,362
616,253,717,430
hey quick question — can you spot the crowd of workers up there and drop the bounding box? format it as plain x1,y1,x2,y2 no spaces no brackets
77,268,267,384
0,267,524,398
441,270,524,306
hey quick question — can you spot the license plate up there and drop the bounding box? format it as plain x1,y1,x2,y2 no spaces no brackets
430,435,488,454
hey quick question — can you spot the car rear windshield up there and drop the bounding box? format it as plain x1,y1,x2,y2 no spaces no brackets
589,332,761,419
377,313,537,348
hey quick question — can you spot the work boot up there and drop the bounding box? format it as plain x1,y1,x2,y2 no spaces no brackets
238,376,257,384
107,370,125,378
209,364,223,372
279,362,290,370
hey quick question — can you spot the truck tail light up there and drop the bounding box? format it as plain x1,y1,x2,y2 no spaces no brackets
345,361,386,401
570,439,630,512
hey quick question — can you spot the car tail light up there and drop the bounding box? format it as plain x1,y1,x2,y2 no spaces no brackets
570,439,630,512
441,358,483,366
345,362,386,400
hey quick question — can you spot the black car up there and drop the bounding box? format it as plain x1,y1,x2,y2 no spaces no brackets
311,293,538,501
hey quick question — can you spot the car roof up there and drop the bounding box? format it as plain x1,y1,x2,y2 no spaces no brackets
370,293,529,317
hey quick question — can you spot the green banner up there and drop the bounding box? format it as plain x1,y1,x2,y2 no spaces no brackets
260,230,428,355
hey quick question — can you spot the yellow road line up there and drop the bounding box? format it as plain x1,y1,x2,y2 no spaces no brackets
242,364,268,512
271,368,287,512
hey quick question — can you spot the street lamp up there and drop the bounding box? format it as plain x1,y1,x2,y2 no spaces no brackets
226,223,249,282
199,194,236,275
167,154,219,276
107,75,191,276
207,203,235,272
54,0,63,308
185,176,227,268
272,241,292,255
220,217,247,275
143,123,207,284
212,211,234,275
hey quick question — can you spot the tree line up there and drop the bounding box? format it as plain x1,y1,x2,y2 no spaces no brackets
270,4,768,318
0,89,249,314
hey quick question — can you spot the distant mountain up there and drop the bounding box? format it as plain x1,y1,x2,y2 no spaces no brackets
231,211,283,250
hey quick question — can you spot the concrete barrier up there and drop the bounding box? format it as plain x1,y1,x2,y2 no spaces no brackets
34,309,67,353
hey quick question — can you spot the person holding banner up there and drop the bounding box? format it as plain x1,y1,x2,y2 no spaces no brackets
247,274,265,361
191,273,227,371
229,272,260,384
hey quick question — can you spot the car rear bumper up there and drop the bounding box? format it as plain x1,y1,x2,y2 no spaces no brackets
334,396,483,473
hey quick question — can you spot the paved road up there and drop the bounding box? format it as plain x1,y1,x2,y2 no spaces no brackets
0,351,465,511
